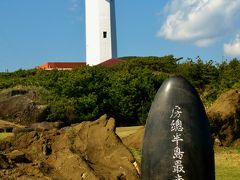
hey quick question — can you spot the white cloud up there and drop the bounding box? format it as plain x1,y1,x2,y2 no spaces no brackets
224,34,240,57
158,0,240,47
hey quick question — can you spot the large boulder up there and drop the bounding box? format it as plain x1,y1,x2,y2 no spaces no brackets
207,90,240,146
0,115,140,179
0,89,49,125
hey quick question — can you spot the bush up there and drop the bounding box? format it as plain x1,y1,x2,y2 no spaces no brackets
0,56,239,125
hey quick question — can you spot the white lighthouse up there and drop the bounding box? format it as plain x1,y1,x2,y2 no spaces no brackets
85,0,117,66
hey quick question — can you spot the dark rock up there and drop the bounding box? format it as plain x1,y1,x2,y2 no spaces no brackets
3,126,13,133
9,89,28,97
0,153,11,169
141,76,215,180
42,139,52,156
0,94,49,125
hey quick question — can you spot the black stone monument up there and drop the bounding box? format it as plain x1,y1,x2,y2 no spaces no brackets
141,76,215,180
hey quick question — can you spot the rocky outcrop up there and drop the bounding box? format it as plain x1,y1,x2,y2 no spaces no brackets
207,90,240,146
0,115,140,179
0,89,49,125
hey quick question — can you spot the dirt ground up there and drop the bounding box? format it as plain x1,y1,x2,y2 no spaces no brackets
116,126,144,138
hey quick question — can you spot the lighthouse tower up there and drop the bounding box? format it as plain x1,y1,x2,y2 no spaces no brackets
85,0,117,66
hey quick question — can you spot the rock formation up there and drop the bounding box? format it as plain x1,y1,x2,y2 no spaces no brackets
0,89,49,125
0,115,140,179
207,90,240,146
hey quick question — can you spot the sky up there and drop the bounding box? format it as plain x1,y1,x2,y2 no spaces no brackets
0,0,240,72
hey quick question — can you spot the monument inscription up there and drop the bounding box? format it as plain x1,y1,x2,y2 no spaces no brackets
170,105,185,180
141,76,215,180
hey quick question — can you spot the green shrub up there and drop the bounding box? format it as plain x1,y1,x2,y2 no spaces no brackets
0,56,239,126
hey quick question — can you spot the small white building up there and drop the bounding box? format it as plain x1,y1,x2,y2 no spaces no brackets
85,0,117,66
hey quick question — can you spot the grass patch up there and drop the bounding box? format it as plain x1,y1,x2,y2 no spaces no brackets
116,126,144,138
215,147,240,180
130,147,240,180
130,148,142,164
0,133,13,140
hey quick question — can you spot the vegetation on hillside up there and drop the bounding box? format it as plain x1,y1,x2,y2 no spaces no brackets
0,56,239,125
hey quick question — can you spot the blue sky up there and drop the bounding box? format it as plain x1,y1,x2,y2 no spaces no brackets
0,0,240,72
